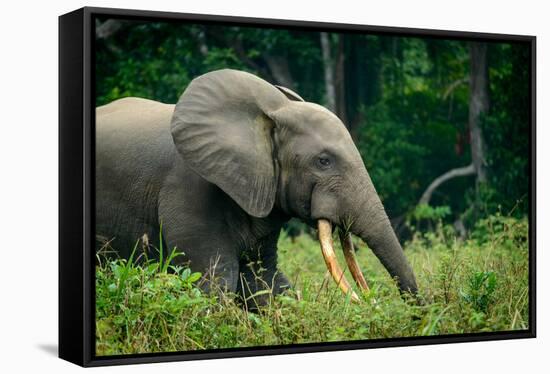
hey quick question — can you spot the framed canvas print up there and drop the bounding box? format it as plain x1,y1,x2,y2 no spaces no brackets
59,6,536,367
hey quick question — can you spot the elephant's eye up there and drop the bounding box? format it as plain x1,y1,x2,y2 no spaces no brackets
317,156,331,168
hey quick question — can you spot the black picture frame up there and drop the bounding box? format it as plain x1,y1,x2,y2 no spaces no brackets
59,6,536,367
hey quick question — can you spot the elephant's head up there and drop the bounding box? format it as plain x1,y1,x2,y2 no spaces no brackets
171,69,418,300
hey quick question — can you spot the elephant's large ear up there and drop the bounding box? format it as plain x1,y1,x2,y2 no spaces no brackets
171,69,288,217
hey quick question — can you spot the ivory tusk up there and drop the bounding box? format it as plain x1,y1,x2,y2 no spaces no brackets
317,219,360,303
339,231,370,292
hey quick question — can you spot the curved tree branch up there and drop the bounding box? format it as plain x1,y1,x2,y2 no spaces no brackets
442,77,468,100
95,19,129,39
418,164,476,206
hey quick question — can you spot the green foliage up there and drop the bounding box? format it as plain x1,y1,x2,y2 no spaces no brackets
356,102,429,214
95,246,205,354
404,204,452,236
461,271,497,313
480,43,530,217
96,214,529,355
202,47,245,71
470,211,529,250
411,204,451,221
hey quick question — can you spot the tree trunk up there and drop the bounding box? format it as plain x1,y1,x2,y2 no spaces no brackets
334,35,348,125
417,42,490,206
264,55,296,91
320,32,336,112
192,27,209,57
347,35,375,139
469,42,490,183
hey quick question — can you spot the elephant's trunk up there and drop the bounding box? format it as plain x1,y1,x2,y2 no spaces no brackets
315,170,418,301
316,188,418,302
352,198,418,295
349,177,418,294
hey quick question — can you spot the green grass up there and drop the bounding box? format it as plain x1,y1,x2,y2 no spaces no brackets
95,214,529,356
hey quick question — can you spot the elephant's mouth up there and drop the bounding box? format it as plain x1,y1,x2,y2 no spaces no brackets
317,219,371,303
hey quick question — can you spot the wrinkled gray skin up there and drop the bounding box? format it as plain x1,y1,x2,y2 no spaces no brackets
96,69,418,306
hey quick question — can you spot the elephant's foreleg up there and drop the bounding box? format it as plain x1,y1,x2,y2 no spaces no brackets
159,179,241,294
236,241,290,310
197,254,240,294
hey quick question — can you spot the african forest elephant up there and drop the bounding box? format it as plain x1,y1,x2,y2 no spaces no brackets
96,69,418,306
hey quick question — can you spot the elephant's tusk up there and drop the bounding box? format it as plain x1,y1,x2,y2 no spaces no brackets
317,219,360,303
339,231,370,292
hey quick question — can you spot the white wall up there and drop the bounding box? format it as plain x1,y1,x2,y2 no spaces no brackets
0,0,546,372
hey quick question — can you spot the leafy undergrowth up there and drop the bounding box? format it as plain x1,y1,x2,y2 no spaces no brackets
95,214,529,356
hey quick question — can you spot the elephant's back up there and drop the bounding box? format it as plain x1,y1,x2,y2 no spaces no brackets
96,97,176,167
96,97,175,142
95,97,177,254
